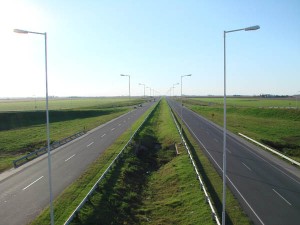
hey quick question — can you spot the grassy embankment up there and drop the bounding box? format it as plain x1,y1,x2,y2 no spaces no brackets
31,99,214,225
183,97,300,162
0,97,146,172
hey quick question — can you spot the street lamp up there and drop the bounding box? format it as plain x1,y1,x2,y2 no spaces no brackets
180,74,191,135
222,25,260,225
139,83,145,98
296,91,300,109
14,28,54,225
146,86,151,97
120,74,130,98
173,83,179,97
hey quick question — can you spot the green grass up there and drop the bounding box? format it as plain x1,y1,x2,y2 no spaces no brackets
66,98,214,225
183,97,300,162
0,97,147,172
187,97,298,108
0,97,146,112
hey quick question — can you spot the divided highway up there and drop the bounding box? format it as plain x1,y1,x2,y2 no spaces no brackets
0,101,155,225
167,98,300,225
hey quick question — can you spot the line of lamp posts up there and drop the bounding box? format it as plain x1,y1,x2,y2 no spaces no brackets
14,25,260,225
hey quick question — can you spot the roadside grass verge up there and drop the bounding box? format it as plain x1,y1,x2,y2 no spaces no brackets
65,99,214,224
0,108,129,172
183,98,300,162
30,102,157,225
170,105,251,225
0,97,147,172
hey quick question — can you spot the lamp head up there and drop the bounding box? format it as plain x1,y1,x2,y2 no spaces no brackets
14,29,29,34
245,25,260,31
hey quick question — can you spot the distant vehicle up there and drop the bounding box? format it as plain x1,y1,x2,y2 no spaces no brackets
138,104,143,107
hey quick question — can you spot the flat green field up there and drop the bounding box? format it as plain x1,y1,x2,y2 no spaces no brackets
183,97,300,162
188,97,298,108
0,97,147,172
0,97,146,112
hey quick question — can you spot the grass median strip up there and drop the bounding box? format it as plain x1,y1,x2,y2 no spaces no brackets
38,98,214,225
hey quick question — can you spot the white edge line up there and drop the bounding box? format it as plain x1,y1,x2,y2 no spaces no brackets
101,134,106,137
22,176,44,190
272,189,292,206
65,154,76,162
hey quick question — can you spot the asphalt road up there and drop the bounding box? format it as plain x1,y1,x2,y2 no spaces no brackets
167,98,300,225
0,101,155,225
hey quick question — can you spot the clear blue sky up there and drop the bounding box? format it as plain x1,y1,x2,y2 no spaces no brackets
0,0,299,97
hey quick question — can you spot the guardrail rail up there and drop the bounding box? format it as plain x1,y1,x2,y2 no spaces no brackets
13,131,85,168
239,133,300,167
168,103,221,225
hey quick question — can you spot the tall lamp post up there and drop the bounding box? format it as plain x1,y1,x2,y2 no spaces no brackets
180,74,191,135
296,91,300,109
14,28,54,225
222,25,260,225
173,83,179,97
139,83,145,98
120,74,130,98
146,86,151,97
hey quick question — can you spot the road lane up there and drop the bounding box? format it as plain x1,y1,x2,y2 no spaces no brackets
0,101,156,225
167,98,300,225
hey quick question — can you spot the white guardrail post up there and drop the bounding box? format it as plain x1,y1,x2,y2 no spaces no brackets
168,103,221,225
64,100,159,225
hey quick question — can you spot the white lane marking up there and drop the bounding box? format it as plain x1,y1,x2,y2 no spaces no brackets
242,162,252,171
214,138,219,143
226,148,232,154
22,176,44,191
101,134,106,138
123,120,126,123
228,136,300,186
127,117,130,120
272,189,292,206
182,119,265,225
65,154,76,162
118,123,122,126
87,142,94,147
111,128,115,131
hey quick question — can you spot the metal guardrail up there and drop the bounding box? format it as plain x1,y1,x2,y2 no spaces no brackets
239,133,300,167
169,105,221,225
64,101,159,225
13,131,85,168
